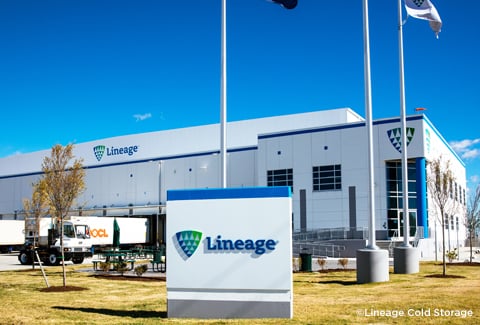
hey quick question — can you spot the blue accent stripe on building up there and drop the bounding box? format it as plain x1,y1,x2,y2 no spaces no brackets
257,113,464,168
416,157,428,238
258,115,425,140
0,146,258,180
258,122,365,139
167,186,291,201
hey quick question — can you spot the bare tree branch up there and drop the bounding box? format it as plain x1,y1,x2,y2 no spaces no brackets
465,185,480,263
427,156,458,276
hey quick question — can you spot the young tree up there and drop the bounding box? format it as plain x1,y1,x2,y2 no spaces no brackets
22,179,50,267
465,185,480,263
42,144,85,287
427,156,458,276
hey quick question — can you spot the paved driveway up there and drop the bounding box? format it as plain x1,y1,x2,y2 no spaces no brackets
0,253,91,271
0,253,35,271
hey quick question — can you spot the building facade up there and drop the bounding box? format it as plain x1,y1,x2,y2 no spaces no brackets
0,108,467,257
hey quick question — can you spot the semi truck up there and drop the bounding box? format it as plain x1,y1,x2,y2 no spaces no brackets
18,217,92,266
18,216,150,266
0,220,24,253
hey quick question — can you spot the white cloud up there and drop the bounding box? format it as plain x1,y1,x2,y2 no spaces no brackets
450,138,480,160
133,113,152,122
470,175,480,184
462,148,480,160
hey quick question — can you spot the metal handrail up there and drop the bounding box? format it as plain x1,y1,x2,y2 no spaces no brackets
292,227,368,241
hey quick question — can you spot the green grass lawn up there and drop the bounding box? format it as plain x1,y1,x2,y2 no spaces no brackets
0,262,479,324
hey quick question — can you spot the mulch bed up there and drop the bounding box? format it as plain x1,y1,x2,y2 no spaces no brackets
40,286,89,292
447,262,480,266
92,274,165,282
318,268,355,273
294,268,355,273
425,274,466,279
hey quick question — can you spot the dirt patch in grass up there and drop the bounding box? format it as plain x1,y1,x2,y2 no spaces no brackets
40,286,89,292
318,268,355,273
294,269,355,274
448,262,480,266
92,274,165,282
425,274,466,279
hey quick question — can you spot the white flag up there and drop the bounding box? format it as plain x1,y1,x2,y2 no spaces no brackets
405,0,442,38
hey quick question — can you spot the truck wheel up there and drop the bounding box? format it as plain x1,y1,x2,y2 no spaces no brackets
72,256,84,264
19,252,32,265
47,252,60,266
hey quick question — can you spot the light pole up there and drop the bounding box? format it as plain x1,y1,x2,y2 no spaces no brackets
220,0,227,188
218,0,296,188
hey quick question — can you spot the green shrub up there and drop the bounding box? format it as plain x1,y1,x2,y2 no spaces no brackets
446,248,458,263
337,258,349,269
134,264,149,277
99,262,111,272
114,262,129,275
317,258,327,271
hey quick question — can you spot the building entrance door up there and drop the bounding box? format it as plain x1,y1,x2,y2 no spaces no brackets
388,210,416,239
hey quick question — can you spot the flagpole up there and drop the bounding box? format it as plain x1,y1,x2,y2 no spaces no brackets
220,0,227,188
398,0,410,248
394,0,419,275
356,0,389,284
362,0,377,250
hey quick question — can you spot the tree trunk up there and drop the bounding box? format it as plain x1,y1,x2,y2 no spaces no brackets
60,217,66,287
470,232,474,263
440,211,447,276
442,218,446,276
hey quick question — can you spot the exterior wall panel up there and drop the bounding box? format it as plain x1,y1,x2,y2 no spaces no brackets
0,109,466,252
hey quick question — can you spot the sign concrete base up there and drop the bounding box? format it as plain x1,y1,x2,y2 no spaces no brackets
356,248,389,284
168,299,291,319
394,246,419,274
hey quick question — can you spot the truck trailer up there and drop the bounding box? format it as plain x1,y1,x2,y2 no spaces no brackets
70,216,150,248
0,220,24,253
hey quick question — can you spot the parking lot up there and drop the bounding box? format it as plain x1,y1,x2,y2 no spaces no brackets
0,253,91,271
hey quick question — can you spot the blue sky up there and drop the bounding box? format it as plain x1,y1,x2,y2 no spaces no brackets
1,1,479,192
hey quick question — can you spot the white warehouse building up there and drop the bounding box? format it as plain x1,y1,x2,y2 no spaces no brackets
0,108,467,258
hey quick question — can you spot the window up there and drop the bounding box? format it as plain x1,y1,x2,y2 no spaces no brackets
75,225,90,239
64,224,76,238
386,160,418,238
267,169,293,190
313,164,341,191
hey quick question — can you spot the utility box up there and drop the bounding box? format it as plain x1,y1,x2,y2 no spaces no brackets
300,253,312,272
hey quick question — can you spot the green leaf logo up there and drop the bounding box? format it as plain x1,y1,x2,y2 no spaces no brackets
93,145,106,161
387,127,415,153
175,230,202,258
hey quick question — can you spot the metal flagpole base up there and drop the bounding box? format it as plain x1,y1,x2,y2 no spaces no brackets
356,248,390,284
394,246,419,274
